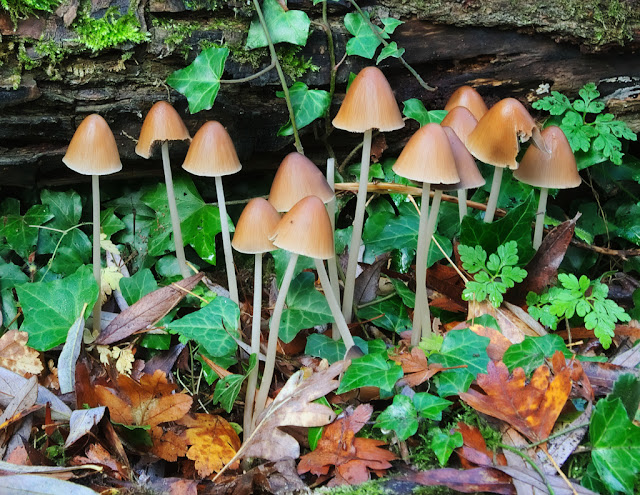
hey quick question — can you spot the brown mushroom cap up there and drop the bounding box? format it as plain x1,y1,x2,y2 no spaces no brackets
392,123,460,185
232,198,281,254
466,98,537,170
434,127,485,191
513,126,581,189
63,114,122,176
332,67,404,133
444,85,489,121
440,106,478,145
270,196,335,260
135,101,191,159
182,121,242,177
268,152,334,212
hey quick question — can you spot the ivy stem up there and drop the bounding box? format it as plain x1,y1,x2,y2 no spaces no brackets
484,166,503,223
219,61,276,84
322,0,337,139
92,175,101,333
252,0,303,154
533,187,548,250
243,252,263,438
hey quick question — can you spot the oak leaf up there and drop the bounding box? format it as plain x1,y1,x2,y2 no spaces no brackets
298,404,396,486
390,347,444,387
460,351,571,443
0,330,43,376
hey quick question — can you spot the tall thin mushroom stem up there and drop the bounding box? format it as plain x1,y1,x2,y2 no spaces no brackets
314,258,355,348
243,252,263,437
92,175,101,332
215,175,239,304
411,182,431,346
252,253,298,426
533,187,549,250
326,158,341,339
420,189,443,334
457,189,468,223
161,142,190,279
342,128,373,323
484,167,504,223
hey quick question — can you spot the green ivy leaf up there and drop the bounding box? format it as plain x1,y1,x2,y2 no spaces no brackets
502,334,571,375
376,394,418,441
337,353,403,394
609,374,640,421
344,12,382,59
100,208,126,237
1,204,52,260
356,295,411,334
212,354,256,413
37,189,83,254
271,248,315,287
430,427,463,465
276,82,330,136
245,0,311,49
305,333,346,363
381,17,403,34
16,265,98,351
390,278,415,308
413,393,452,421
0,261,29,290
167,46,229,114
119,268,158,305
402,99,447,126
376,41,404,64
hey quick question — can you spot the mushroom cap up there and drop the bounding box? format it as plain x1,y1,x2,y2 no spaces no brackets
332,67,404,133
434,127,486,190
63,114,122,176
513,126,581,189
270,195,335,260
440,106,478,144
466,98,537,170
232,198,281,254
268,152,334,212
182,121,242,177
444,85,489,121
392,123,460,185
135,101,191,159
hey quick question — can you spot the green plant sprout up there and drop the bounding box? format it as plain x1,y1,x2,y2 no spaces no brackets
459,241,527,308
527,274,630,349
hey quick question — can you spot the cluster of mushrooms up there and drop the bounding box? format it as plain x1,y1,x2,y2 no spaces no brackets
61,65,581,436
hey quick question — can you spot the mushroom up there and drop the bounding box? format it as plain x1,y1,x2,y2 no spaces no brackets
513,126,580,249
393,124,459,345
63,114,122,332
232,197,281,438
136,101,192,278
444,85,488,121
333,66,404,323
466,98,542,223
182,121,242,304
252,196,356,423
440,106,478,146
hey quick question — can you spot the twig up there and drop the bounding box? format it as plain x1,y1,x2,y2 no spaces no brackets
220,61,276,84
498,443,555,495
338,131,381,174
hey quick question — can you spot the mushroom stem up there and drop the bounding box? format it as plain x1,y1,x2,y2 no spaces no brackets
215,175,239,304
533,187,549,250
420,189,443,335
92,174,101,333
243,252,263,438
342,128,373,323
161,141,190,279
411,182,431,346
314,258,355,349
326,158,341,339
484,166,504,223
252,253,298,425
458,189,468,223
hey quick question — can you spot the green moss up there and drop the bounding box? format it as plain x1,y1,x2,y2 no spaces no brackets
183,0,221,11
152,18,202,59
591,0,635,45
72,6,149,52
314,479,393,495
1,0,61,24
277,45,319,80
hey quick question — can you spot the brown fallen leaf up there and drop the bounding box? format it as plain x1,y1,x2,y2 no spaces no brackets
460,352,572,443
579,360,640,396
298,404,396,486
402,467,515,495
466,324,512,361
468,301,543,344
71,442,127,479
390,347,445,387
0,330,43,376
456,422,507,469
151,426,188,462
354,255,390,306
95,272,204,345
370,133,388,163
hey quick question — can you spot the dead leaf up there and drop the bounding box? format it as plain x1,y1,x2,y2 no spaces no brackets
64,407,106,448
298,404,396,486
354,255,390,306
456,422,507,468
468,301,543,343
71,443,126,479
95,272,204,345
0,330,43,376
151,426,188,462
492,465,598,495
426,263,466,307
402,467,515,495
460,352,572,443
390,347,445,387
467,324,512,361
0,367,71,420
579,360,640,396
370,133,387,163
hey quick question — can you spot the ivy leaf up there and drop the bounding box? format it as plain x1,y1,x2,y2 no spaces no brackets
276,82,330,136
503,334,571,375
337,353,403,394
344,12,382,59
16,265,98,351
1,204,52,260
390,278,415,308
413,393,452,421
119,268,158,305
37,189,83,254
430,427,463,465
271,249,315,287
356,295,411,334
305,333,346,364
402,99,447,126
100,208,126,237
381,17,403,34
376,42,405,64
212,354,257,413
167,46,229,114
0,262,29,290
376,394,418,441
245,0,311,49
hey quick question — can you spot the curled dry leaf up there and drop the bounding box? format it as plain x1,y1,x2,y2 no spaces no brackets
0,330,43,376
402,467,514,495
390,347,445,387
455,422,507,469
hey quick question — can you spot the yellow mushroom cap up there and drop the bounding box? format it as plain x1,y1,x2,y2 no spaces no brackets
232,198,281,254
182,121,242,177
135,101,191,158
63,114,122,176
444,85,489,121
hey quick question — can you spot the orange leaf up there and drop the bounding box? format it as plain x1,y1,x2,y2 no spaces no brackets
456,422,506,468
467,324,512,361
390,347,444,387
150,426,188,462
459,351,571,443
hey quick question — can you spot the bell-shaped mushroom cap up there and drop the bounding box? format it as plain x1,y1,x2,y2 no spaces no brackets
444,85,488,121
182,121,242,177
466,98,537,170
332,67,404,133
514,126,581,189
268,152,334,212
232,198,281,254
270,196,335,260
392,123,460,185
434,127,485,190
440,106,478,144
135,101,191,158
63,114,122,176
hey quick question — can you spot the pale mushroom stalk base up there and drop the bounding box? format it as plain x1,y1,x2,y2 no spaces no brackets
326,158,341,339
342,128,373,323
484,166,504,223
215,176,239,304
92,175,101,333
458,189,468,223
252,253,298,427
420,189,443,334
314,258,355,349
243,252,263,437
161,142,190,279
533,187,549,250
411,182,431,346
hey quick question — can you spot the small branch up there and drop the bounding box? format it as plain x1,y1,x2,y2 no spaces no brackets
219,61,276,84
338,130,381,174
